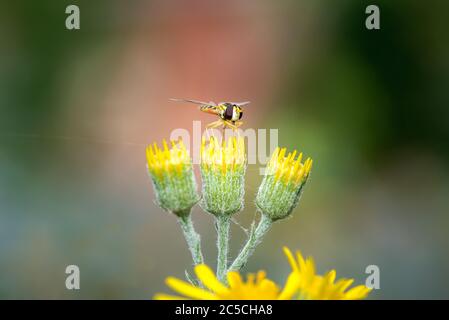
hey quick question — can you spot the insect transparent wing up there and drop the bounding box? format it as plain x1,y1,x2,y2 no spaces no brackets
169,98,216,106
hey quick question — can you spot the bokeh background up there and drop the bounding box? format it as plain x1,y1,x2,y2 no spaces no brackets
1,0,448,299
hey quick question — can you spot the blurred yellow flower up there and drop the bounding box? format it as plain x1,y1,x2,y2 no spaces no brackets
283,247,371,300
154,264,300,300
154,247,371,300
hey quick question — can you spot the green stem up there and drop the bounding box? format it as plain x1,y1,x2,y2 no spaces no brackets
178,214,204,266
228,213,273,272
216,215,231,282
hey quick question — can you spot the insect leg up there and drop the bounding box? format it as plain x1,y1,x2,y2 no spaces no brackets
235,121,244,127
206,120,224,129
223,120,239,131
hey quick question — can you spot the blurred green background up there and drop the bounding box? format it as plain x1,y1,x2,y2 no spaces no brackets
1,0,448,299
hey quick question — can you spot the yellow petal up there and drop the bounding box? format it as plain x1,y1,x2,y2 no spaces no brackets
335,278,354,292
326,270,337,284
256,270,266,284
194,264,229,294
227,271,243,289
344,285,372,300
283,247,299,272
258,279,280,294
278,272,300,300
246,273,256,285
165,277,217,300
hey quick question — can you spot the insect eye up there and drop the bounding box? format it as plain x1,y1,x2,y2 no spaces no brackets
239,111,243,119
224,105,234,120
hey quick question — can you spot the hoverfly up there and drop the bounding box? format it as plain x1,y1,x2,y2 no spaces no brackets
170,98,250,130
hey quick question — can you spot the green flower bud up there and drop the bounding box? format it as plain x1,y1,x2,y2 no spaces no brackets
200,136,246,216
256,147,313,221
146,139,199,217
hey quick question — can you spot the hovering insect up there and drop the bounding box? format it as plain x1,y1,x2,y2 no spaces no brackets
170,98,250,130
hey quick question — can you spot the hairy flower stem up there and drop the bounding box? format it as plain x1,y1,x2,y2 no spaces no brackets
228,213,273,272
178,213,204,266
216,215,231,282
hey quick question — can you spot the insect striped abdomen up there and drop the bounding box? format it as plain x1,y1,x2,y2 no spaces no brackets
200,105,219,115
